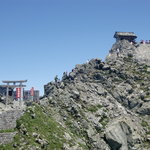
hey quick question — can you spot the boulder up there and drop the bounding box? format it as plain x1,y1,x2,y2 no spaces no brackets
137,102,150,115
105,121,130,150
105,115,144,150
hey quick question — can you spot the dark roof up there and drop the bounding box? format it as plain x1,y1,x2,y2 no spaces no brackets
114,32,137,38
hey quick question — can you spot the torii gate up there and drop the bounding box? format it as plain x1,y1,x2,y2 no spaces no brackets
0,80,27,106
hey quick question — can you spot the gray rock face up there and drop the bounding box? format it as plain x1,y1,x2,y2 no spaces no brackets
2,38,150,149
43,42,150,149
0,104,25,145
106,40,136,62
137,102,150,115
105,122,127,150
106,39,150,65
105,115,144,150
0,109,23,130
0,132,17,144
134,44,150,65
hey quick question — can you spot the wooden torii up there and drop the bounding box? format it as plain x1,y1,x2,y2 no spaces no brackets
0,80,27,106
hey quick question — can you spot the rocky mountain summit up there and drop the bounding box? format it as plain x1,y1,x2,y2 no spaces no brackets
0,37,150,150
106,39,150,65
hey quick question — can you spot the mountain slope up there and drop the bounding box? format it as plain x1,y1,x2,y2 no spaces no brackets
1,40,150,150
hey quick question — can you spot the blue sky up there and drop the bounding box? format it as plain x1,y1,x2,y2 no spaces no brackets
0,0,150,95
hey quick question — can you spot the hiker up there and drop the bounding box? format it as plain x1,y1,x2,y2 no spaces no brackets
54,75,58,83
140,40,144,44
63,71,68,79
117,48,120,57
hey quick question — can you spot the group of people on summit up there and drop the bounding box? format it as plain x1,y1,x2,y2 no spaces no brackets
130,40,150,45
140,40,150,44
116,39,150,57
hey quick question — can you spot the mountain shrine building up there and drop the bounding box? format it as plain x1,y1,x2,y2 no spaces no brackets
114,32,137,42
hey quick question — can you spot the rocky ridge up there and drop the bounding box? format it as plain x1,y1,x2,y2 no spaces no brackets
0,39,150,150
43,40,150,150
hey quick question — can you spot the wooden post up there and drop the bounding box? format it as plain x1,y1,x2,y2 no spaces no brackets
6,83,9,106
20,82,23,106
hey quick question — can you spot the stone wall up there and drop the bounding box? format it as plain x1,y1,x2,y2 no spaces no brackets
0,110,23,130
0,132,17,144
0,109,24,145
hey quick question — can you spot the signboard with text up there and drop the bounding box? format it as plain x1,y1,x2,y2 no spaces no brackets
30,87,34,96
16,88,21,98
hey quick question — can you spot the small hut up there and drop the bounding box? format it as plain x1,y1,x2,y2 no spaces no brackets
114,32,137,42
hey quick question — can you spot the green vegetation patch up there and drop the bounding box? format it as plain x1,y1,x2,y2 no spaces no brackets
141,120,148,127
0,129,15,133
87,104,103,113
0,104,68,150
78,142,89,150
99,116,109,129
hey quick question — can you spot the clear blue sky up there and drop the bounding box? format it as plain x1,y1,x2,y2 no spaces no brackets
0,0,150,95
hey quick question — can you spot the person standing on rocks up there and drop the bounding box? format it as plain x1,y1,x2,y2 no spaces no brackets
54,75,58,83
117,48,120,57
140,40,144,44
